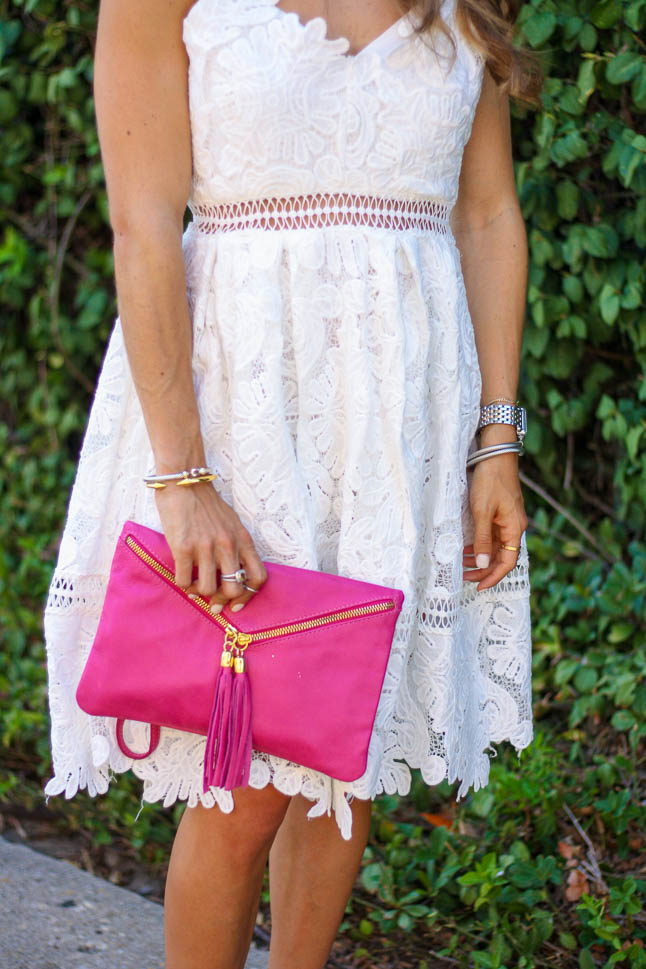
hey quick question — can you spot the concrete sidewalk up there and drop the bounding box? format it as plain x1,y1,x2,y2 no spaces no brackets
0,836,269,969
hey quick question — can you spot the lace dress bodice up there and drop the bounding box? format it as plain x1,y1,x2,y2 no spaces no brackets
183,0,484,209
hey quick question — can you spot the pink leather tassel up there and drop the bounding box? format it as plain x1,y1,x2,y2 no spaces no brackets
202,651,233,793
222,657,253,789
212,662,236,788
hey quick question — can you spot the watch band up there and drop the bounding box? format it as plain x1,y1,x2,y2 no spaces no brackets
477,403,527,442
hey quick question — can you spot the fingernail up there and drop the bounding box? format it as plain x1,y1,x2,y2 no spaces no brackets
231,603,245,613
187,593,198,600
210,603,223,614
476,553,490,569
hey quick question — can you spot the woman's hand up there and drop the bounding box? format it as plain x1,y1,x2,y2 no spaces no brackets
463,450,528,592
154,482,267,613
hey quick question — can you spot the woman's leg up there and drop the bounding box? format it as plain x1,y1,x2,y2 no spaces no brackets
266,793,373,969
165,784,291,969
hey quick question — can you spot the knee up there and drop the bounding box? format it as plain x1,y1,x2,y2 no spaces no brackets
230,784,291,854
183,785,290,864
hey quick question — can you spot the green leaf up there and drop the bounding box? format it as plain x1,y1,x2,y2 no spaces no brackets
579,23,598,50
599,283,621,324
577,60,597,102
524,325,550,357
626,1,646,29
523,10,558,47
469,790,496,818
508,862,543,889
589,0,623,28
606,52,643,85
551,131,589,167
618,144,645,189
0,90,18,124
633,68,646,109
607,622,635,643
360,863,383,894
611,710,637,731
563,275,584,302
626,425,644,460
596,394,616,419
574,666,598,692
556,181,580,221
397,912,414,932
582,225,619,258
555,658,579,686
530,229,555,266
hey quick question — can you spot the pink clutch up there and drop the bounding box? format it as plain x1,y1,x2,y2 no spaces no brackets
76,521,404,793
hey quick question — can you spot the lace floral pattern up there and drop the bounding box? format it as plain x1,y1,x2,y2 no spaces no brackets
183,0,485,203
43,0,532,841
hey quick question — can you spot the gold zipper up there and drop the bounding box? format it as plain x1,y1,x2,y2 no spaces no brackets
125,534,395,650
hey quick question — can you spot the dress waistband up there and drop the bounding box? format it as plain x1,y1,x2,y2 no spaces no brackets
190,193,451,235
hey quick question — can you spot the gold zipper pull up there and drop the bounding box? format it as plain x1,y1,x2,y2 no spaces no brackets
236,633,252,651
230,631,252,673
222,625,238,657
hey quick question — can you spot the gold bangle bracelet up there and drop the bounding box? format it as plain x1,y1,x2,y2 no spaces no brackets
143,467,217,489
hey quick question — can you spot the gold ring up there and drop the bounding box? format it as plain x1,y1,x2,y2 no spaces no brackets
500,544,520,552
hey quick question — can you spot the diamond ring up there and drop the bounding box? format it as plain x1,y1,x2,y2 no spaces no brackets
221,568,247,584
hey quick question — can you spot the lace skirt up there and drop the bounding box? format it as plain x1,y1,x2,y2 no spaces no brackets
43,205,532,840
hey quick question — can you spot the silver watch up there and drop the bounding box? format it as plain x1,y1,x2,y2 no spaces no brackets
477,403,527,442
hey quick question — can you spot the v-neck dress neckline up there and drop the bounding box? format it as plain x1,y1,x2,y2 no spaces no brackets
269,3,412,60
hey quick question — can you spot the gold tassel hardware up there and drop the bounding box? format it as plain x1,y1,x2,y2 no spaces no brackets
236,633,252,652
222,627,252,671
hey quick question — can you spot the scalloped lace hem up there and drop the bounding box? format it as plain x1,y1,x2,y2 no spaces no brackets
43,730,532,842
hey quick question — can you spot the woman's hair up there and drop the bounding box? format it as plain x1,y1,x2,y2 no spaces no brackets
401,0,544,106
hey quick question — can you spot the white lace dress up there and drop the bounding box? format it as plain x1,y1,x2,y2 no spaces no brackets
43,0,533,840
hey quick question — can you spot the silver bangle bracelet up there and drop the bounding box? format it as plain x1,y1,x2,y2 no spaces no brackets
466,441,523,469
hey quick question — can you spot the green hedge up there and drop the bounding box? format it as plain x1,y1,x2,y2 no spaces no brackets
1,0,645,965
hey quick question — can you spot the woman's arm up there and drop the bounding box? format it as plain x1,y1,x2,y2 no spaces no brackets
451,67,530,591
95,0,199,471
94,0,266,609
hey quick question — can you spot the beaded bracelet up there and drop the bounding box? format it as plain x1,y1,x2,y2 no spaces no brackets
143,466,217,490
